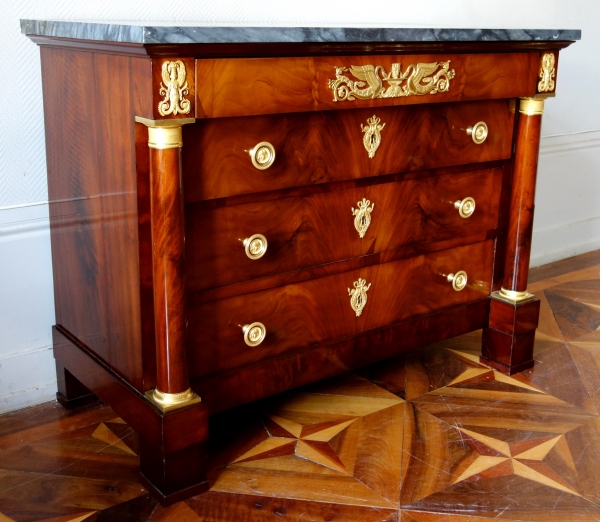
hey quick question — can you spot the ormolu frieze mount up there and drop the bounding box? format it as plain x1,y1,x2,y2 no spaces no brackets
329,61,456,102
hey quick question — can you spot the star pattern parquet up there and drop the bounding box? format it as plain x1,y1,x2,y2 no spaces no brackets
1,255,600,521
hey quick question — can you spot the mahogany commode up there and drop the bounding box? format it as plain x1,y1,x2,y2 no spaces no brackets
21,21,579,505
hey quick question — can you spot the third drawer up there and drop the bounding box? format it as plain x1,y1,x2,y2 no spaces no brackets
186,168,502,291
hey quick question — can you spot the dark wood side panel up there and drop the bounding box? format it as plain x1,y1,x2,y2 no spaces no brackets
187,240,494,378
42,47,152,390
195,53,536,118
186,168,503,291
183,100,515,201
192,298,489,414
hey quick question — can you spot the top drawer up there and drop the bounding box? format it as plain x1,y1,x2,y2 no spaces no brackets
194,53,537,118
183,99,514,201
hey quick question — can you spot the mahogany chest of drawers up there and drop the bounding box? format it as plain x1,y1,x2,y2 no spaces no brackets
22,21,579,505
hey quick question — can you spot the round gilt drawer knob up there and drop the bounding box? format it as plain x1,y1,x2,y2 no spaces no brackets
243,322,266,347
454,197,476,218
467,121,488,144
447,270,468,291
243,234,268,260
249,141,276,170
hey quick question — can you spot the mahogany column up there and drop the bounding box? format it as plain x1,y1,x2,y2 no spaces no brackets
481,98,544,375
145,122,200,410
137,120,209,505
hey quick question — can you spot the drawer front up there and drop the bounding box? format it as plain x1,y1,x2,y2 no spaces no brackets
183,100,514,201
195,53,537,118
186,168,502,291
187,240,493,377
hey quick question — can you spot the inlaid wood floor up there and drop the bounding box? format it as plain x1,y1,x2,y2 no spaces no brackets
2,250,600,521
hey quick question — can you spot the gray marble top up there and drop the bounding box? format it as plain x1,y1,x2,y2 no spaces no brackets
20,20,581,45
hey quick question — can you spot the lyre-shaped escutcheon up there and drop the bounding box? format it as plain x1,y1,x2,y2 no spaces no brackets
348,277,372,317
351,198,375,238
361,115,386,158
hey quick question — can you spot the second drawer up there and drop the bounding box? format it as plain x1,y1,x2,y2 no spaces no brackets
183,100,513,201
186,168,502,291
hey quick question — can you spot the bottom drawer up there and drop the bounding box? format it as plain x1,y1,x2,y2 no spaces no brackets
187,240,494,377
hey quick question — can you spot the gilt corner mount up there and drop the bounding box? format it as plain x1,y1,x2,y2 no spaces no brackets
537,52,556,93
157,60,192,117
328,61,456,102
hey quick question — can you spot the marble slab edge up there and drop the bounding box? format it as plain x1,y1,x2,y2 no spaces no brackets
20,20,581,45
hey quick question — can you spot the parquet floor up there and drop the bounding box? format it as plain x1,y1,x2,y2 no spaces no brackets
2,250,600,521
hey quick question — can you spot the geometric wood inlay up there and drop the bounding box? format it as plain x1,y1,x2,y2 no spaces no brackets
453,427,581,496
232,414,361,474
92,422,136,455
448,368,547,394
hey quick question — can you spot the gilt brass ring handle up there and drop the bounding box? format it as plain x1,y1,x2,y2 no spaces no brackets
243,322,266,347
447,271,468,291
467,122,488,144
243,234,268,260
249,142,276,170
454,197,476,218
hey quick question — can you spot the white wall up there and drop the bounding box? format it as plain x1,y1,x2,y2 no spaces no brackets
1,0,598,413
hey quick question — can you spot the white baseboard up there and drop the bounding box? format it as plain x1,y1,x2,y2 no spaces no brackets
0,345,57,414
540,129,600,156
0,382,57,415
0,204,54,358
531,216,600,268
0,203,56,413
532,129,600,267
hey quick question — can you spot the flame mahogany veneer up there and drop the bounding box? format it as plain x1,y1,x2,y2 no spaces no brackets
29,32,576,505
182,100,514,201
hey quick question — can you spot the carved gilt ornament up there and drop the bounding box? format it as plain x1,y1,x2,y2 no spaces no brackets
158,60,191,117
328,61,456,102
352,198,375,239
538,53,556,93
348,278,372,317
361,115,386,159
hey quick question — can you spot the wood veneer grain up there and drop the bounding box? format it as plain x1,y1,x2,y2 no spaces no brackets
149,145,191,395
189,231,494,305
195,53,536,117
192,299,489,413
183,100,514,201
186,168,502,291
502,109,543,293
42,48,152,390
187,240,494,378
